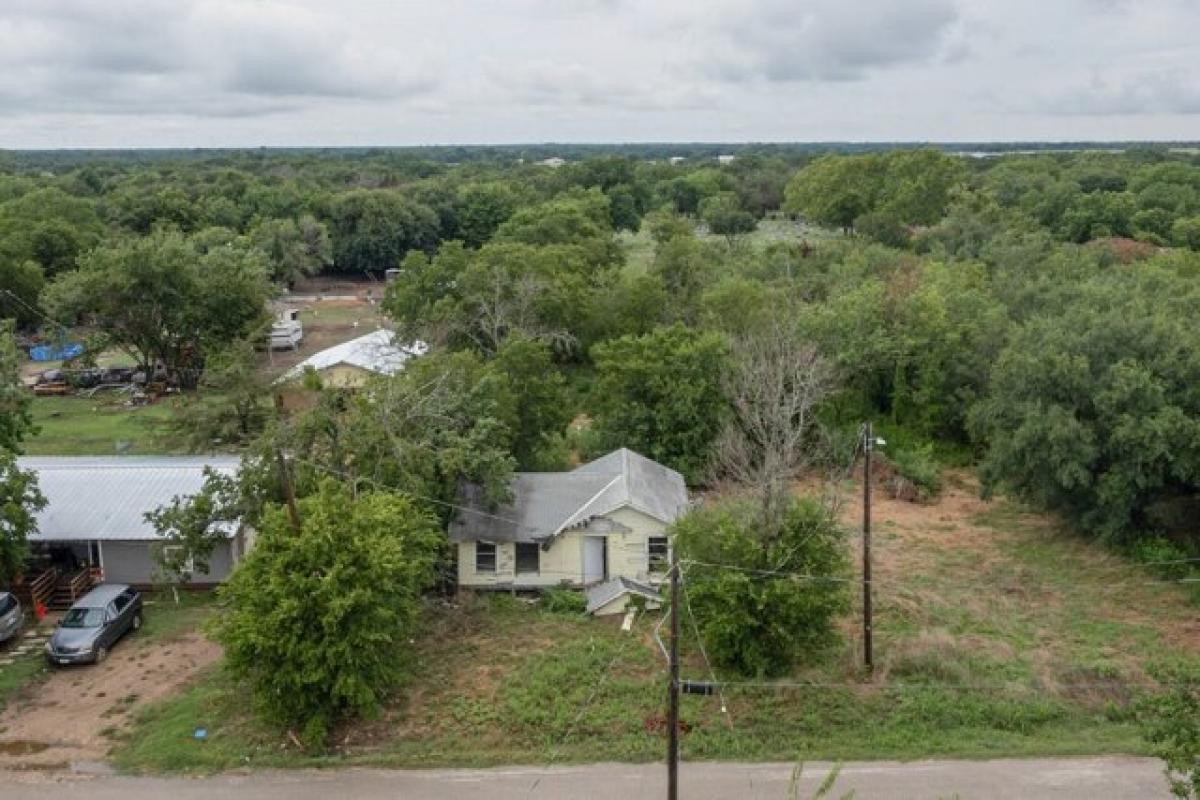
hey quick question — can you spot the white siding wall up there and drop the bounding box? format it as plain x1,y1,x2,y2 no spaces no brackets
456,505,671,588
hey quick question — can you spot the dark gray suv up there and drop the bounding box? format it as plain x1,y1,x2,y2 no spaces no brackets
45,584,143,665
0,592,22,644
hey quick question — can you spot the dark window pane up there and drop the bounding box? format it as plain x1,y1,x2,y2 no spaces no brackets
476,541,497,573
515,542,540,575
648,536,669,570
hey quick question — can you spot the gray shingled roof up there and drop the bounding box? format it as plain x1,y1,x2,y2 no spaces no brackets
448,448,687,544
18,456,240,542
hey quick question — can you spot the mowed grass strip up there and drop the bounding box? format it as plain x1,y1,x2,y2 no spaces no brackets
26,396,183,456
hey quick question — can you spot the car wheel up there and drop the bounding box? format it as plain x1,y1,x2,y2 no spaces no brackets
132,613,143,631
95,645,108,664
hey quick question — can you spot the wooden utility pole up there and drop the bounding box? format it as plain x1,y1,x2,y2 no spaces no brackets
862,421,874,671
667,548,680,800
275,449,302,533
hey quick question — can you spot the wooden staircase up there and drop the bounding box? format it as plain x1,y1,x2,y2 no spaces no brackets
13,566,57,612
48,568,97,609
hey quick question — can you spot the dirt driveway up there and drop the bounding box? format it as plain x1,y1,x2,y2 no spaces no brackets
0,628,219,772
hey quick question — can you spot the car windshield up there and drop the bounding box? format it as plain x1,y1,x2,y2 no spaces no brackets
60,607,105,628
0,594,15,616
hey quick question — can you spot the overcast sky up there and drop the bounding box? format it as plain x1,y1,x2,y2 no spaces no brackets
1,0,1197,148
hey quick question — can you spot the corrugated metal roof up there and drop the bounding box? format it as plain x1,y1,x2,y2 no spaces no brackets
448,448,688,544
18,456,240,542
280,330,426,382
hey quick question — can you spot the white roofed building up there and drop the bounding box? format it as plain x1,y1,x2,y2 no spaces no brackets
280,329,426,387
17,456,247,600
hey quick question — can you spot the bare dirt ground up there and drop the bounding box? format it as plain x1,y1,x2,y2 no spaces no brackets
0,631,219,772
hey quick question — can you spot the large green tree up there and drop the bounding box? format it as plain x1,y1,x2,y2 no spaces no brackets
44,230,271,384
250,215,332,286
589,324,729,482
783,154,884,233
0,322,44,584
672,496,849,676
212,481,443,746
969,258,1200,544
326,190,440,274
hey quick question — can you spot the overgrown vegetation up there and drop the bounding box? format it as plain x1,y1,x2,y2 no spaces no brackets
1140,681,1200,799
672,497,850,676
113,488,1200,773
210,481,444,746
0,320,43,583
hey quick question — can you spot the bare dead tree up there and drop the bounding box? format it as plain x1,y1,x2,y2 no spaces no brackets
710,319,836,539
463,263,575,355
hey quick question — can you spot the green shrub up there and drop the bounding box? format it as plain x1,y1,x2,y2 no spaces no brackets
885,444,944,502
1131,537,1195,580
542,587,586,615
1140,681,1200,799
210,481,443,748
672,495,850,677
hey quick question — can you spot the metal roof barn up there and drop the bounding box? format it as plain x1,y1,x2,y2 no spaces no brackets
18,456,241,542
280,329,426,382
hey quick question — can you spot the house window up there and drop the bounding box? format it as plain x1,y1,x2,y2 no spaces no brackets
159,544,195,576
648,536,669,571
515,542,540,575
475,541,497,573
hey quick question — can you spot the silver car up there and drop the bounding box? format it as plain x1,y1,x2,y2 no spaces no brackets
0,592,22,644
45,584,143,665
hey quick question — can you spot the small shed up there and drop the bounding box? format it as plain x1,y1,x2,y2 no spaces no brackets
586,576,662,617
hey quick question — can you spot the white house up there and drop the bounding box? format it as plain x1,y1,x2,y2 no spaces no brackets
279,329,426,389
448,449,687,592
19,456,246,598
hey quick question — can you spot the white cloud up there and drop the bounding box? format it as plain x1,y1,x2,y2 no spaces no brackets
1049,69,1200,115
0,0,1198,146
0,0,438,119
697,0,963,83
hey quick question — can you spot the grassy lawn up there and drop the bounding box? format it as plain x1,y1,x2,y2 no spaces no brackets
25,395,186,456
0,630,52,712
138,591,219,644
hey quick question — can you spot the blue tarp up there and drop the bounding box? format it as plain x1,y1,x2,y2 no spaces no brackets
29,342,84,362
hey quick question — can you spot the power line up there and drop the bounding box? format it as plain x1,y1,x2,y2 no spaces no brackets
290,454,539,533
1,288,70,331
680,559,862,584
290,448,1199,592
686,676,1200,693
679,561,730,720
680,557,1198,591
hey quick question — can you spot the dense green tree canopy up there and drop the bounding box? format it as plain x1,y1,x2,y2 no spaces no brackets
672,496,850,676
970,259,1200,542
0,322,44,584
589,324,729,482
325,190,440,274
212,481,443,746
44,230,272,382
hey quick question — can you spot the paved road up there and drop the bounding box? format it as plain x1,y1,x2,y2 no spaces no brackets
0,757,1172,799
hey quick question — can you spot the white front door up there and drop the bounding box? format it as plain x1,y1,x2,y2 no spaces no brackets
583,537,606,584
